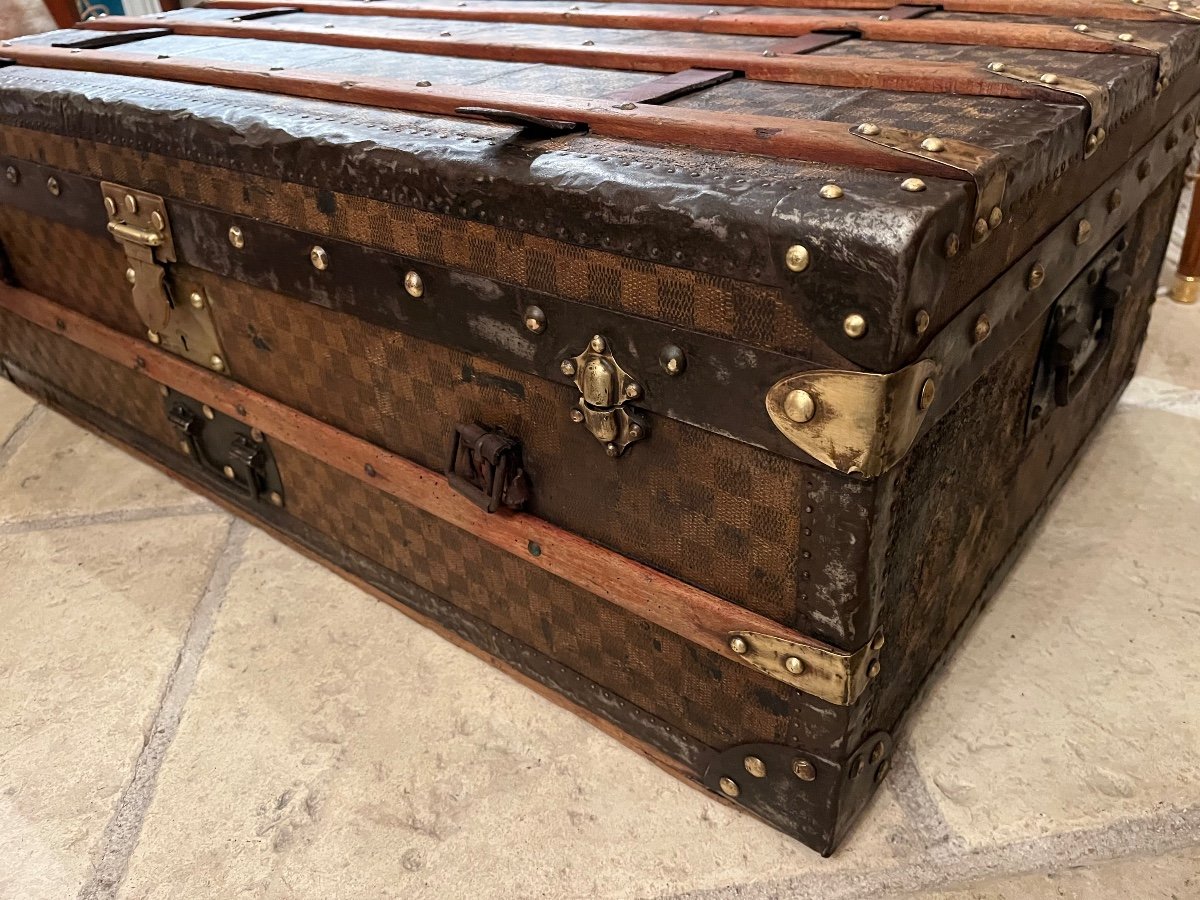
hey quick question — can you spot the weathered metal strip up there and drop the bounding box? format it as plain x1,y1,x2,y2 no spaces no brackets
0,283,883,705
604,68,735,106
0,45,983,183
50,27,172,50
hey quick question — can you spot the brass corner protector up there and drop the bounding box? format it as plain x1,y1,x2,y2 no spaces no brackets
985,65,1110,155
727,629,884,706
765,359,938,479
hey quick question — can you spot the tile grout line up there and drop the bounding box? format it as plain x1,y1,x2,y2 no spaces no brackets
0,403,44,469
0,502,220,535
879,745,963,854
76,517,251,900
1120,374,1200,420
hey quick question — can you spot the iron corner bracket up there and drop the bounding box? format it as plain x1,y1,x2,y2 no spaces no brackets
765,359,938,479
727,629,885,706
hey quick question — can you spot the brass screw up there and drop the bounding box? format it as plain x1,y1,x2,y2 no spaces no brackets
729,636,748,654
103,196,116,216
920,136,946,153
605,443,619,458
914,309,931,335
209,354,226,373
718,777,740,798
150,210,165,231
988,207,1004,229
1040,73,1060,85
269,491,284,507
792,758,816,782
783,389,815,424
147,330,161,345
867,659,882,679
560,359,577,376
784,244,810,273
125,267,137,285
843,313,868,339
624,383,641,400
222,465,235,480
1118,32,1135,42
523,306,546,334
1028,263,1046,290
404,270,424,298
872,632,886,651
1108,189,1123,212
5,166,18,185
900,177,926,193
857,123,881,136
869,741,885,764
189,291,205,309
744,756,768,778
202,405,215,420
228,225,245,249
46,176,60,196
944,234,960,259
628,423,642,438
124,193,138,214
918,379,936,410
570,409,585,424
1075,219,1093,245
659,345,686,375
819,183,844,200
590,334,606,353
973,218,989,242
784,656,805,675
310,246,330,271
973,314,991,343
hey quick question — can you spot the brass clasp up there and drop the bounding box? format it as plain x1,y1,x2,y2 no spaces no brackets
562,334,648,457
102,183,176,332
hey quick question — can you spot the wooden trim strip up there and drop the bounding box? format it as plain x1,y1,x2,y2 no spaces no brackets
0,283,881,705
74,17,1090,103
0,45,992,182
202,0,1197,24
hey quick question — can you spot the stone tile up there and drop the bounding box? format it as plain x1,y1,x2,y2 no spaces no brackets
0,379,35,446
0,408,207,525
897,846,1200,899
120,530,920,900
1138,296,1200,391
905,407,1200,848
0,515,230,899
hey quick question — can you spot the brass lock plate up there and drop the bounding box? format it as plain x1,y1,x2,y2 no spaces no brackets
101,182,176,332
563,334,647,456
157,277,231,376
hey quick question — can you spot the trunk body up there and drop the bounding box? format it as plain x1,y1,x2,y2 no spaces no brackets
1,1,1197,854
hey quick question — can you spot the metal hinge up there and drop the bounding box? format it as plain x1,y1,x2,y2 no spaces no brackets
765,359,938,479
728,629,884,706
101,182,230,374
561,334,648,457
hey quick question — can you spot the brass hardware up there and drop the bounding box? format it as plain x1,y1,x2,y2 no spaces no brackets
743,756,767,778
914,309,931,335
900,177,926,193
819,183,844,200
973,315,991,343
872,633,886,651
944,234,960,259
856,123,881,136
986,64,1109,156
869,741,885,764
918,378,936,411
202,404,215,420
569,409,585,423
210,354,226,373
101,182,176,333
792,758,816,782
783,389,815,424
988,207,1004,229
842,313,868,339
250,428,264,443
404,270,424,298
1129,0,1200,20
920,136,945,153
765,359,938,478
784,244,810,273
725,630,883,705
309,246,329,270
564,334,648,456
269,491,284,507
5,166,17,185
228,225,244,249
222,464,236,480
1108,189,1123,212
1040,73,1060,85
1076,219,1093,245
147,330,161,345
46,176,60,196
973,218,989,242
446,423,529,514
1028,263,1047,290
189,291,205,309
523,305,546,333
1171,274,1200,304
875,758,891,782
718,777,740,798
659,345,686,375
783,656,805,675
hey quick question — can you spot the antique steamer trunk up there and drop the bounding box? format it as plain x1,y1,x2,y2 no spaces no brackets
0,0,1198,855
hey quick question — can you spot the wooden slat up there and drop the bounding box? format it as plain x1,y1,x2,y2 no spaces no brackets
203,0,1200,23
75,17,1091,103
0,44,994,182
0,283,859,702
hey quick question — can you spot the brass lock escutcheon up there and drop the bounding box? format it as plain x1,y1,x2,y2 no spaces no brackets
562,334,647,457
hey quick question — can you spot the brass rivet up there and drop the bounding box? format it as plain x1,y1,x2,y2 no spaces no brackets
415,80,432,87
1085,133,1099,156
1118,32,1135,42
850,757,865,778
987,61,1007,73
1074,23,1090,32
605,443,619,458
228,225,244,249
624,383,641,400
973,314,991,343
783,389,815,424
590,334,606,353
729,636,748,654
310,246,329,271
988,206,1004,229
202,405,215,420
784,244,810,273
404,270,424,298
189,291,205,309
103,196,116,216
209,354,226,373
628,423,642,438
250,428,264,443
744,756,767,778
570,408,585,424
843,313,868,338
617,102,636,111
124,193,138,214
1040,73,1060,85
875,759,891,782
1028,262,1046,290
150,210,165,231
871,632,886,651
147,330,161,345
857,123,881,136
222,465,236,480
914,309,931,335
125,267,137,285
973,217,989,242
792,758,816,782
819,183,843,200
920,136,945,153
523,306,546,334
869,741,885,764
158,385,169,398
5,166,18,185
1108,189,1123,212
718,777,740,798
944,233,960,259
180,440,191,454
1075,219,1092,245
46,176,60,196
900,177,926,193
659,345,686,375
560,359,576,376
784,656,804,675
582,39,595,45
918,379,936,410
1138,159,1152,181
269,491,284,507
867,659,882,678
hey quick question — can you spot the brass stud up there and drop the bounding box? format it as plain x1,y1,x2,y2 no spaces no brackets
124,193,138,214
1085,132,1099,156
1040,73,1060,85
560,359,576,376
617,102,636,111
869,741,885,764
973,314,991,343
944,234,960,259
46,176,60,196
819,183,844,200
744,756,768,778
269,491,284,507
147,330,161,345
659,345,686,375
228,225,244,249
784,656,805,675
209,354,226,373
783,389,815,424
784,244,810,273
590,334,607,353
158,385,169,398
856,123,881,136
850,757,865,778
872,633,886,651
1074,23,1090,32
1118,32,1135,42
523,306,546,334
900,177,926,193
403,271,424,298
920,136,946,153
604,443,619,458
1138,159,1152,181
5,166,18,185
843,313,868,339
1075,219,1093,245
987,61,1007,73
875,758,891,782
792,758,816,782
180,440,191,454
103,196,116,216
189,291,205,309
628,423,642,438
729,636,748,654
150,210,165,231
415,80,432,87
914,309,931,336
973,217,989,242
718,777,740,798
988,206,1004,229
1027,262,1046,290
867,659,882,679
125,267,137,285
222,465,236,480
202,405,215,420
624,383,641,400
570,409,585,424
1108,189,1123,212
918,379,936,410
309,246,330,271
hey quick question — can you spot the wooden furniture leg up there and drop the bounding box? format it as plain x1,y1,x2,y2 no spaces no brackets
42,0,79,29
1172,176,1200,304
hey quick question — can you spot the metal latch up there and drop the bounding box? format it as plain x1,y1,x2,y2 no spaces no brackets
446,423,529,513
101,182,231,375
164,388,284,507
561,334,648,457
